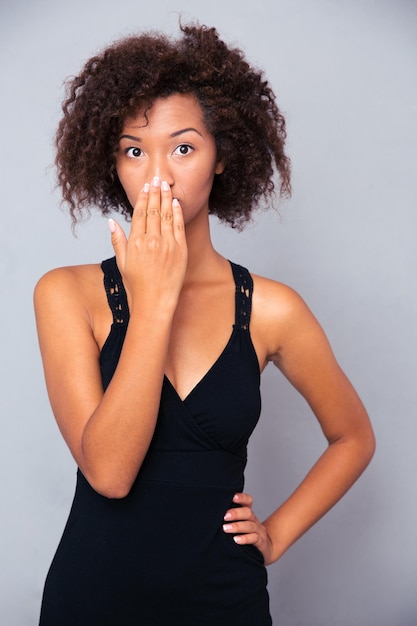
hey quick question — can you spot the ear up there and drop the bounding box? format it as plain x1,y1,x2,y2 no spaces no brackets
214,159,225,175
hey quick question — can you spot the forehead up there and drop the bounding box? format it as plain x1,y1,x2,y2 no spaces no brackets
122,93,206,132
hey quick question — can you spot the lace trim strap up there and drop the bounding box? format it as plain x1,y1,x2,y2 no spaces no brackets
230,261,253,331
101,257,129,325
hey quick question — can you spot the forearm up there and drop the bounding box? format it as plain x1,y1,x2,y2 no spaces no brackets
81,308,174,497
263,434,375,563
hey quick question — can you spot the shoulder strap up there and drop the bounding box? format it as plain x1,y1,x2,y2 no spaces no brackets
229,261,253,331
101,257,130,325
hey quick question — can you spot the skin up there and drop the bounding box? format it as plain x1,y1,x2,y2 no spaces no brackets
34,93,375,566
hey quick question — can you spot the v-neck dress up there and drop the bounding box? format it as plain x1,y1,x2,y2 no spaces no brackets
39,257,272,625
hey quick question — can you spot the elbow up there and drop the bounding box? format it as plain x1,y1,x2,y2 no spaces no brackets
79,441,139,499
349,424,377,474
359,413,377,468
364,427,376,466
82,468,135,499
329,421,376,474
96,483,132,500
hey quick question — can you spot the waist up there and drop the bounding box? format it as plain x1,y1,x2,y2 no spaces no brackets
137,448,246,487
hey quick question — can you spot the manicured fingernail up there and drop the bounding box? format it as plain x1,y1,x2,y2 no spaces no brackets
224,512,232,521
161,180,170,191
233,536,243,544
223,524,233,532
172,198,180,207
108,218,116,233
152,176,161,187
143,183,150,193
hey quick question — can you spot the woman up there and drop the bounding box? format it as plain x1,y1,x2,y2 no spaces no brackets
35,23,375,625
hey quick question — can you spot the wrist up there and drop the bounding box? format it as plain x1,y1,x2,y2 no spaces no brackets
129,300,177,322
262,519,291,564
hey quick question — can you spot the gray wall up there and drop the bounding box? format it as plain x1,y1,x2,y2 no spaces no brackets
1,1,416,624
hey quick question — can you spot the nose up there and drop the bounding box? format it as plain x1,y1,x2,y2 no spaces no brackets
147,155,174,187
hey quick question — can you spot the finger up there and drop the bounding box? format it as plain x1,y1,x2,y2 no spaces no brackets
160,180,173,233
233,492,253,506
108,218,128,270
172,198,185,243
131,183,149,236
145,176,162,235
233,532,260,545
223,519,259,534
224,506,253,522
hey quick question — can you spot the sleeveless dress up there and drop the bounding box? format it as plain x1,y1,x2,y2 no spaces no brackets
39,257,272,625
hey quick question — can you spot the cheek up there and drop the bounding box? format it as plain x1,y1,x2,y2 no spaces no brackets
186,167,216,194
177,174,212,208
117,168,142,205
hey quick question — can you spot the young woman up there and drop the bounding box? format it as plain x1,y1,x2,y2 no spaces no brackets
35,23,375,625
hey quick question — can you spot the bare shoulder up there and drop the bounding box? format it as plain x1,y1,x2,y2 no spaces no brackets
251,273,308,320
34,263,103,300
34,263,110,346
34,263,105,315
250,273,324,367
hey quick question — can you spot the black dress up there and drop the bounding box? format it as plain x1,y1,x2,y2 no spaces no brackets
39,258,272,625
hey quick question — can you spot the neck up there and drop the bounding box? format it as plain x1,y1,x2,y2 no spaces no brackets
183,210,224,284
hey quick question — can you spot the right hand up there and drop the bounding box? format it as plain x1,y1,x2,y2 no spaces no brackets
109,176,188,312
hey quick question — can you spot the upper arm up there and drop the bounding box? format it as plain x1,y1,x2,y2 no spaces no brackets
253,278,374,447
34,267,105,467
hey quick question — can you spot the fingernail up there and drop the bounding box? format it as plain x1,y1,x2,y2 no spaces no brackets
233,536,243,544
152,176,161,187
172,198,180,207
224,512,232,521
108,218,116,233
143,183,150,193
161,180,170,191
223,524,233,532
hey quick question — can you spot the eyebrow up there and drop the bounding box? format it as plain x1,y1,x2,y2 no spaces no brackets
119,127,203,142
171,127,203,138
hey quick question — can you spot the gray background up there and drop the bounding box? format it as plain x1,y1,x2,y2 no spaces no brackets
1,0,416,624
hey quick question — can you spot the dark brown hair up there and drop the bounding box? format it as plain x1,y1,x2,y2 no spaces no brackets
56,23,291,228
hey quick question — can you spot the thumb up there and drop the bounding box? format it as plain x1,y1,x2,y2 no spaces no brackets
108,218,127,270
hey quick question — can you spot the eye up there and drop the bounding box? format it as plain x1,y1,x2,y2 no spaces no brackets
125,147,143,158
173,144,193,156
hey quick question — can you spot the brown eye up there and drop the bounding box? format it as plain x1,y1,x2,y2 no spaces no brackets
174,144,193,156
126,147,142,158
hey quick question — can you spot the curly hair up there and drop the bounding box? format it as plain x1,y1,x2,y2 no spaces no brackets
56,23,291,228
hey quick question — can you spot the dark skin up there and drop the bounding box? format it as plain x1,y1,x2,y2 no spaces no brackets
35,94,375,565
